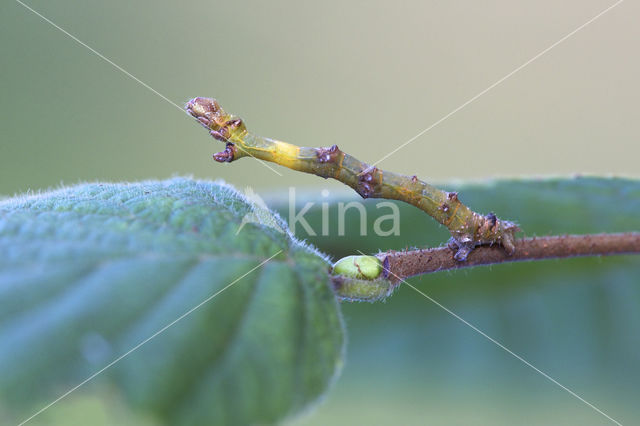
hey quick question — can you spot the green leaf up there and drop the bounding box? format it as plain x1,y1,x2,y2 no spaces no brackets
0,178,344,425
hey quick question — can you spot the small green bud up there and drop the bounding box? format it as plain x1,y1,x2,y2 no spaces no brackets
331,275,396,302
332,255,382,280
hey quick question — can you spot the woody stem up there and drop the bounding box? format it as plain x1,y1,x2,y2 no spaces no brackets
377,233,640,283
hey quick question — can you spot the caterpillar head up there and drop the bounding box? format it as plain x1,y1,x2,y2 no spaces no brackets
186,97,246,142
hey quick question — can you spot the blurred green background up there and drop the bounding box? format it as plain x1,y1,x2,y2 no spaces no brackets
1,0,639,196
1,0,639,425
282,180,640,425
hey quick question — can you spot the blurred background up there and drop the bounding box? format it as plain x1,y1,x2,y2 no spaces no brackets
1,0,639,425
1,0,639,196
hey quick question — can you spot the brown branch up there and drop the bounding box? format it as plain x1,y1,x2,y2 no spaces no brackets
378,233,640,283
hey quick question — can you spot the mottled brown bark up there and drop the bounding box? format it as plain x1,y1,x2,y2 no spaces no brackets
378,233,640,282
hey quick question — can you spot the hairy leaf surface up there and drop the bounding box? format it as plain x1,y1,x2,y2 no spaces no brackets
0,178,344,425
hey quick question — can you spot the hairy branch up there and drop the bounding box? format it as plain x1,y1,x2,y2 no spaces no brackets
186,97,518,261
378,233,640,283
328,233,640,301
